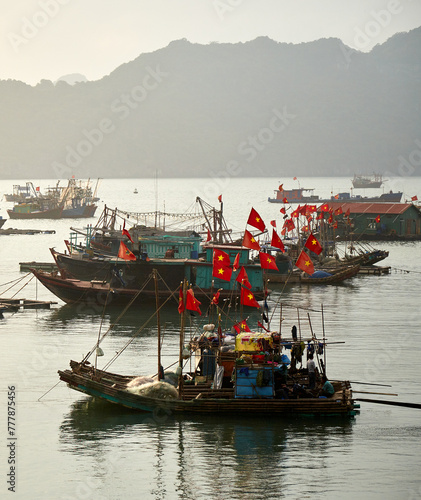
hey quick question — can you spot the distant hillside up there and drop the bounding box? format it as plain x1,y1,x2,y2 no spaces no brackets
0,28,420,179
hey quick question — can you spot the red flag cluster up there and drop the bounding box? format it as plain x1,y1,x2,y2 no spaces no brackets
212,249,232,282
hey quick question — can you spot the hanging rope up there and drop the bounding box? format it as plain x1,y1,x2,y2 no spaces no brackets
0,272,32,297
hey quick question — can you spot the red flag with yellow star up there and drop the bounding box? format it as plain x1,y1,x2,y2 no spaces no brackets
240,287,260,308
295,250,314,275
242,230,261,250
236,266,251,289
304,233,323,255
213,248,231,266
271,229,285,253
177,285,184,314
233,319,251,333
186,289,202,315
118,241,136,261
212,263,233,282
259,252,279,271
247,207,266,232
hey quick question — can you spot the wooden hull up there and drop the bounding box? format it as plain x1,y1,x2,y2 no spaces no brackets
59,362,356,417
7,206,64,219
31,268,266,305
265,264,360,284
0,218,6,229
62,204,97,218
52,250,188,290
300,265,360,284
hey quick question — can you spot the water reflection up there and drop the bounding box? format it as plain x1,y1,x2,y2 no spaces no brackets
60,398,354,499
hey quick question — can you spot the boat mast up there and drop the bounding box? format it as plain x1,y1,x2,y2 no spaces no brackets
153,269,162,381
178,280,187,397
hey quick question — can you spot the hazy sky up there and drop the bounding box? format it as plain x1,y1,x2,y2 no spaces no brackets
1,0,420,85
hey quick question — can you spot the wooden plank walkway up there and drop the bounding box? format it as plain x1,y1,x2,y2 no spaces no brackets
358,266,391,275
0,298,57,317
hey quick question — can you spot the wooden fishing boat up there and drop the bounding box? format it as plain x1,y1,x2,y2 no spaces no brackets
265,264,360,284
31,267,267,305
300,264,360,284
59,360,355,416
7,204,64,219
58,291,357,418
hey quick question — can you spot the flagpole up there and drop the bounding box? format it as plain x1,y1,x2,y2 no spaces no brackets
178,279,187,398
153,269,162,381
321,303,326,376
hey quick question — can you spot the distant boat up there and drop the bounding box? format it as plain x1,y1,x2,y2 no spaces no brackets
134,188,138,194
268,186,402,204
5,178,99,219
7,204,64,219
268,187,320,204
3,182,37,202
0,217,6,229
352,174,384,189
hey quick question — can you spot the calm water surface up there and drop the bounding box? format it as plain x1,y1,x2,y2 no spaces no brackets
0,177,420,499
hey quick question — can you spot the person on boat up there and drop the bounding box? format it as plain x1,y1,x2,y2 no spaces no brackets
319,375,335,398
307,353,316,389
165,248,175,258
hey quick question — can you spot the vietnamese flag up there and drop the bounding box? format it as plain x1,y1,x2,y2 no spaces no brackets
319,203,329,212
212,263,233,282
334,194,339,199
375,215,381,223
240,287,260,308
206,229,212,242
307,205,317,213
411,195,418,201
118,241,136,261
247,207,266,232
282,197,288,204
345,208,351,217
335,207,343,216
213,248,231,266
233,319,251,333
271,229,285,253
304,233,323,255
218,195,222,203
186,289,202,315
270,220,276,227
284,218,295,232
328,214,333,224
233,253,240,272
295,250,315,275
177,285,185,314
242,230,261,250
259,252,279,271
278,184,284,192
280,207,286,215
291,208,300,218
236,266,251,289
